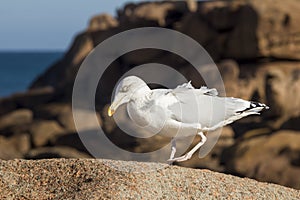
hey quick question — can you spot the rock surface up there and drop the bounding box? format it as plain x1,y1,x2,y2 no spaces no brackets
223,130,300,189
0,109,32,130
0,159,299,199
0,134,30,160
29,120,64,147
88,14,119,32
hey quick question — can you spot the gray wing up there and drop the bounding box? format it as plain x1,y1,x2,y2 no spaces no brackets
167,83,263,129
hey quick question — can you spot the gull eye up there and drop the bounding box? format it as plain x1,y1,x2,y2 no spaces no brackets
121,86,129,92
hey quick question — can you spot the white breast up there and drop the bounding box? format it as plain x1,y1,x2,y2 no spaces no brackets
127,101,151,127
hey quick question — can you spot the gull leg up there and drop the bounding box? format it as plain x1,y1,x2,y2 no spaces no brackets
169,138,177,160
168,132,207,162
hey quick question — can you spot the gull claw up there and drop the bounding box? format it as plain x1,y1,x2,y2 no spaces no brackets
167,154,192,162
167,132,206,163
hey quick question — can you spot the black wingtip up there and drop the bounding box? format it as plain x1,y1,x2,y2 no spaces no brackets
250,101,269,110
237,101,269,114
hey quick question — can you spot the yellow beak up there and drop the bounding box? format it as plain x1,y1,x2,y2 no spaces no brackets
108,106,115,117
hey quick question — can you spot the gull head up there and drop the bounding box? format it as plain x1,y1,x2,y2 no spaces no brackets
108,76,149,116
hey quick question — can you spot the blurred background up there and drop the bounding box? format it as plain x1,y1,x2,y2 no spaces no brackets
0,0,299,190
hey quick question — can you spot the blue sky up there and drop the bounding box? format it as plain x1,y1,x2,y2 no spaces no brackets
0,0,141,51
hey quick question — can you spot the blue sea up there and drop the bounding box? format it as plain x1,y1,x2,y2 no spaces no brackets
0,51,64,98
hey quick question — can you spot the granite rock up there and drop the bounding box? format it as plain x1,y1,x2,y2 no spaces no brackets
0,159,299,199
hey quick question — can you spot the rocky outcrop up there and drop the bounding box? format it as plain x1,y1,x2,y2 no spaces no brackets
223,130,300,189
0,0,300,190
252,0,300,60
221,61,300,130
118,1,189,27
88,14,119,32
0,159,299,199
0,134,30,160
0,87,55,116
29,120,64,147
199,0,300,60
0,109,32,130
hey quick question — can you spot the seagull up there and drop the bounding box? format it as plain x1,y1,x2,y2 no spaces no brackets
108,76,269,162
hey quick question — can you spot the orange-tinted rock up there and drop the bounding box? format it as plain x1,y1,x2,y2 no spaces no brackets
33,103,79,131
223,130,300,189
0,109,32,130
88,14,118,32
29,120,65,147
118,1,188,27
0,134,31,159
